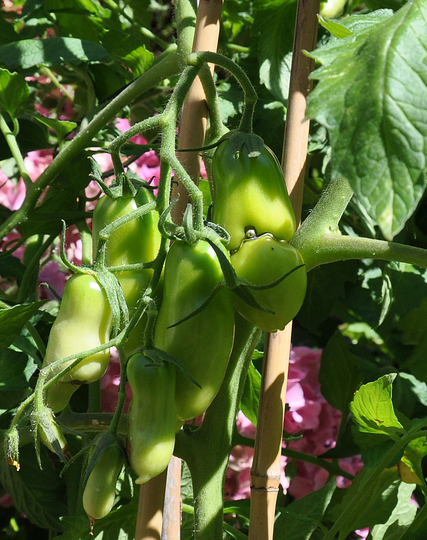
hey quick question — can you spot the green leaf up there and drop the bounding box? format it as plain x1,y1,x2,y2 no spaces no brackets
240,361,261,427
297,260,358,331
0,255,26,285
369,481,417,539
0,349,38,391
307,2,427,239
101,30,153,78
399,296,427,345
33,114,77,143
319,331,363,413
0,118,52,160
318,15,353,38
253,0,297,104
0,69,29,117
274,478,336,539
350,374,404,440
0,444,68,531
0,37,110,69
329,466,404,536
0,301,45,353
400,437,427,488
0,12,20,45
54,490,139,540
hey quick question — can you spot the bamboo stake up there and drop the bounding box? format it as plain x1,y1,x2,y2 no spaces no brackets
135,470,167,540
161,456,182,540
173,0,224,219
161,2,224,538
248,0,320,538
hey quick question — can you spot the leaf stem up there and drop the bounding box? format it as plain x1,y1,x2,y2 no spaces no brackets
291,177,427,271
0,51,184,241
0,113,32,189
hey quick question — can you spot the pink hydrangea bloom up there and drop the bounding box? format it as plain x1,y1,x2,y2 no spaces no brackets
92,118,160,188
0,493,14,508
100,348,131,414
24,150,53,182
0,171,26,211
225,346,363,507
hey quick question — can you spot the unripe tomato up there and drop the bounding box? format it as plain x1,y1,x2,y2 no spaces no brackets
83,444,124,521
211,131,296,251
92,186,161,315
153,239,235,421
231,234,307,332
43,274,113,412
126,353,177,484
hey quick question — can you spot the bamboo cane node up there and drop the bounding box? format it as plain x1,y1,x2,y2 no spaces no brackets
250,474,281,491
250,484,280,494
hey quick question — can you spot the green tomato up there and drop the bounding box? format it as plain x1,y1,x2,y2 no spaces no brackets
126,353,177,484
92,186,161,313
153,239,235,421
43,274,113,412
211,131,296,251
83,444,124,522
231,234,307,333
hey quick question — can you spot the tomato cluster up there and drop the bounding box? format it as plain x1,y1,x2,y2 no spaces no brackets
39,129,307,523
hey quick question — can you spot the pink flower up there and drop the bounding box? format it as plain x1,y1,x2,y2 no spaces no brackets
24,150,53,182
0,493,14,508
93,118,161,186
0,172,26,211
100,349,131,413
225,445,254,500
39,260,67,299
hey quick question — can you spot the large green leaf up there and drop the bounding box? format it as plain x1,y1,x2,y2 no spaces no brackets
0,444,68,531
0,69,29,118
0,301,45,353
253,0,297,104
350,374,404,440
0,37,110,69
307,1,427,239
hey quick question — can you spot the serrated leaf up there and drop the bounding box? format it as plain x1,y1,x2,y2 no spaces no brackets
350,374,404,439
240,361,261,427
0,301,45,353
0,444,68,531
307,2,427,239
254,0,297,104
319,331,363,413
0,69,30,117
0,37,110,69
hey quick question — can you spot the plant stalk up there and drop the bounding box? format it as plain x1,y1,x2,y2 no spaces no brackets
175,315,261,540
248,0,320,537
